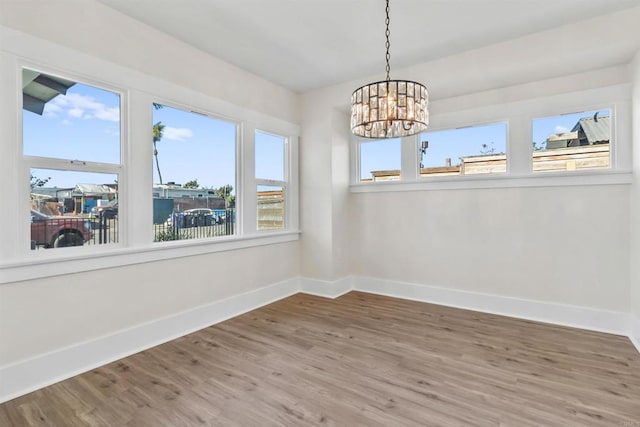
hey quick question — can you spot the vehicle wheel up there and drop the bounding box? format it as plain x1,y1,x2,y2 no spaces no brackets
53,232,84,248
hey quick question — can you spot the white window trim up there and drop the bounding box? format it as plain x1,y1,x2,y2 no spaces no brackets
0,28,300,284
350,84,632,192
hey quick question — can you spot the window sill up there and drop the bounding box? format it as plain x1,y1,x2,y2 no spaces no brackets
350,170,632,193
0,231,301,284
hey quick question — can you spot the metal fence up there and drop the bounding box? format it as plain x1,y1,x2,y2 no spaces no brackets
153,209,235,242
31,209,236,249
89,216,119,245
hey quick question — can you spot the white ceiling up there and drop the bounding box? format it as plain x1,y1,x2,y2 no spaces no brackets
98,0,640,93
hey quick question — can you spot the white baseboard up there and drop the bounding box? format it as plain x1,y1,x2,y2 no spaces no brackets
0,277,300,404
630,315,640,353
2,274,637,404
353,276,630,336
300,276,353,298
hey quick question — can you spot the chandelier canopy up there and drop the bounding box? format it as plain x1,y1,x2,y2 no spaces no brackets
351,0,429,139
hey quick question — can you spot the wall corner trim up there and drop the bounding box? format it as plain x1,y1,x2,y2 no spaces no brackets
300,276,354,298
630,315,640,354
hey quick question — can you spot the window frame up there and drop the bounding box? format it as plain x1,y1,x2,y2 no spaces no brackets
530,106,615,174
0,38,300,284
254,129,291,232
149,99,242,244
350,84,632,192
416,121,509,179
19,64,127,257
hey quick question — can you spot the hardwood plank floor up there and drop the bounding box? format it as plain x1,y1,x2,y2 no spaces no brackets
2,291,639,426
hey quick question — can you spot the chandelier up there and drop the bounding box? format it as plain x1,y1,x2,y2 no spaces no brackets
351,0,429,139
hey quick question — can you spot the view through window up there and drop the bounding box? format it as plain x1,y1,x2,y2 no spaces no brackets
151,104,236,242
23,69,121,250
532,109,611,173
419,123,507,177
256,131,286,230
359,138,401,182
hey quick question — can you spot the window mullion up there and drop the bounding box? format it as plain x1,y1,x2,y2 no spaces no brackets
287,135,299,231
508,116,531,176
242,124,257,235
401,134,419,181
127,90,153,247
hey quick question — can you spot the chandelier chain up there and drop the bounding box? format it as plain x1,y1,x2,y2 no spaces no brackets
385,0,390,81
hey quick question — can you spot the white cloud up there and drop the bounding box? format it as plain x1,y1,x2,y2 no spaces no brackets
47,92,120,123
163,126,194,142
61,119,72,126
554,125,569,134
68,108,84,118
43,102,62,118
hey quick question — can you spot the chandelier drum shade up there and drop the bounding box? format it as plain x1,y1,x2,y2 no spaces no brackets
351,79,428,138
351,0,429,139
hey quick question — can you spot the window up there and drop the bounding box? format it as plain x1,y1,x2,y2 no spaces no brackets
23,69,121,251
151,104,237,242
4,47,299,282
359,138,401,182
255,131,287,230
419,123,507,177
532,109,611,173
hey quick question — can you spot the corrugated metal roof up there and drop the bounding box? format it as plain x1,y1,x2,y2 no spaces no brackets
572,114,610,143
74,184,117,196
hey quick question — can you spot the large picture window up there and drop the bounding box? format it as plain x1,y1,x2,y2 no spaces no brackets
151,104,237,242
22,69,122,251
3,51,300,282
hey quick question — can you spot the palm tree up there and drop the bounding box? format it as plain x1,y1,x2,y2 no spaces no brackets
153,121,165,185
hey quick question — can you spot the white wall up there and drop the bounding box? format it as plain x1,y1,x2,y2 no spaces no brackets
0,0,299,123
0,243,300,366
630,51,640,345
299,8,638,315
0,0,301,370
350,186,629,312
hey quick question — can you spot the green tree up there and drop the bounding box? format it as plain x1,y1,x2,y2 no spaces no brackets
479,142,496,155
532,141,546,151
215,184,235,208
30,174,50,190
184,179,199,189
153,121,165,185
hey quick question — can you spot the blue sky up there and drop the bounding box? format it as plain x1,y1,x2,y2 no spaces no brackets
360,110,609,180
24,80,284,192
23,78,608,186
152,104,236,192
24,83,122,188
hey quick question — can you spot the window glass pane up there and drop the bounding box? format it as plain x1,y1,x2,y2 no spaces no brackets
419,123,507,177
22,69,120,164
257,185,285,230
360,138,401,182
532,109,610,173
151,104,236,242
30,169,118,250
256,131,285,181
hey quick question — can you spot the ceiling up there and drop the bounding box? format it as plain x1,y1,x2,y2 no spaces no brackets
98,0,640,93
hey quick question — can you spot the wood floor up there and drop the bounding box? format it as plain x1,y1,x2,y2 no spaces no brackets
2,292,639,426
